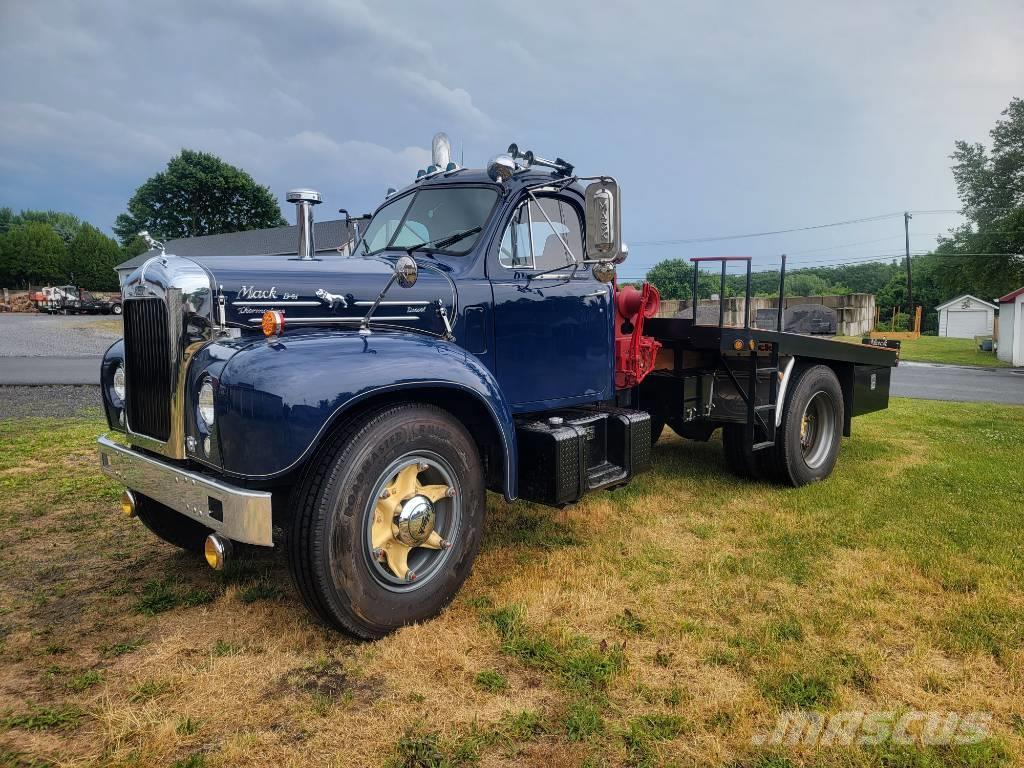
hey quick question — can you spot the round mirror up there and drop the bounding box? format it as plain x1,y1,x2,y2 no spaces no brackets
487,154,516,183
395,255,418,288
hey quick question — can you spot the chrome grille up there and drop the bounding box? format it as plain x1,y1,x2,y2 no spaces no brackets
123,298,172,441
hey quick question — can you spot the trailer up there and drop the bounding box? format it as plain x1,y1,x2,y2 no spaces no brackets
97,136,897,638
32,286,122,315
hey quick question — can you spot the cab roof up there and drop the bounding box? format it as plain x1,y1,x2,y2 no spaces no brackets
385,166,584,202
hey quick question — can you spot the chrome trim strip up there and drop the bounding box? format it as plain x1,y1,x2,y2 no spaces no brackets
97,435,273,546
232,300,322,307
352,300,430,307
246,315,415,324
775,357,796,428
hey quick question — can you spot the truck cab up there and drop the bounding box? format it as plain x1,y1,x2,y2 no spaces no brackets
98,137,896,638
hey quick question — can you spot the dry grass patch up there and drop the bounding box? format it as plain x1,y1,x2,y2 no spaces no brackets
1,400,1022,766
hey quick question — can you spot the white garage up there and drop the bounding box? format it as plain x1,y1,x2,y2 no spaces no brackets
936,295,996,338
997,287,1024,367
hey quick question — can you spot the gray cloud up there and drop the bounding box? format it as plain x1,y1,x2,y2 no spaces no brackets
0,0,1021,271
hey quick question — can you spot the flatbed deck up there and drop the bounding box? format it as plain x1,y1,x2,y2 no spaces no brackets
645,317,899,368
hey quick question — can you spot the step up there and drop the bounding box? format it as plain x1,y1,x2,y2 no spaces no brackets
756,366,779,374
587,461,628,490
754,404,776,412
751,441,776,451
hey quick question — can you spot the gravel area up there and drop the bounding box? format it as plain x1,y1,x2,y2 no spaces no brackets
0,314,122,357
0,385,104,419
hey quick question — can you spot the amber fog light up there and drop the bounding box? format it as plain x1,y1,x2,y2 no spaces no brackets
120,490,136,518
204,534,232,571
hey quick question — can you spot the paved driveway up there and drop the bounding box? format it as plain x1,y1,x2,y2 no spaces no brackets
1,313,1023,404
0,313,118,385
891,361,1024,405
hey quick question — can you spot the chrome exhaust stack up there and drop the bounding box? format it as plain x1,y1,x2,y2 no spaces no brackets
287,188,322,260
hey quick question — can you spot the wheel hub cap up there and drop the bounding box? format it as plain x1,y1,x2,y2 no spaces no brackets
393,494,436,546
370,461,453,581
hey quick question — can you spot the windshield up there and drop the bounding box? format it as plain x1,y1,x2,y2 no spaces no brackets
357,187,498,256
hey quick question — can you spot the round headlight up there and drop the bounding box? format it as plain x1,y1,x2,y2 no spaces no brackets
113,364,126,402
198,381,215,426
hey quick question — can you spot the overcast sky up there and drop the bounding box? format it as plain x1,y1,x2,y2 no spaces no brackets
1,0,1021,274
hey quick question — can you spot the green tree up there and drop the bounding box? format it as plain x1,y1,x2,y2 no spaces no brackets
645,259,735,300
14,210,82,245
0,207,14,235
785,273,835,297
935,97,1024,300
69,224,122,290
113,149,286,245
0,222,69,286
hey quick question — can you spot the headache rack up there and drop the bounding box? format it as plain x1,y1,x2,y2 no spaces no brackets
684,255,787,450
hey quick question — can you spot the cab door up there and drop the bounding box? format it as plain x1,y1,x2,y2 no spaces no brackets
488,194,613,410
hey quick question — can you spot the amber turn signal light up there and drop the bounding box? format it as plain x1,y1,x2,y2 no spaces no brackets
262,310,285,337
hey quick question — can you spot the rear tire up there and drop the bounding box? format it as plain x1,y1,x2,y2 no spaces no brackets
111,303,122,315
135,494,208,553
765,364,844,486
287,404,485,639
721,424,763,480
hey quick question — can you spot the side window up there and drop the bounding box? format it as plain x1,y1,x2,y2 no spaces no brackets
498,203,533,268
498,197,584,271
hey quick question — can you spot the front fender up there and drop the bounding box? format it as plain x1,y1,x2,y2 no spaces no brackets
212,331,518,497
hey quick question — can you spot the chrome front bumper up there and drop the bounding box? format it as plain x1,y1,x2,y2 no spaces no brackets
97,435,273,546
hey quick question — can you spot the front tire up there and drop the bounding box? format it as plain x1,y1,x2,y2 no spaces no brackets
287,404,485,639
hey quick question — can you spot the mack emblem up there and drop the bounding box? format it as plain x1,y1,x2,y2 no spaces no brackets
315,288,348,310
238,285,279,300
98,136,896,641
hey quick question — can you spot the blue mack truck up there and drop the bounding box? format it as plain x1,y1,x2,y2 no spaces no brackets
98,136,897,638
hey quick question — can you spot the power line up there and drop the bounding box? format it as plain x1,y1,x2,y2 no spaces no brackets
630,212,908,247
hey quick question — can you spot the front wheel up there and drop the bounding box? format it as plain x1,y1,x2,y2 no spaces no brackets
288,404,485,639
111,303,122,315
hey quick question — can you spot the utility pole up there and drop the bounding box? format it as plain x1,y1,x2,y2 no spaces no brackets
904,211,913,319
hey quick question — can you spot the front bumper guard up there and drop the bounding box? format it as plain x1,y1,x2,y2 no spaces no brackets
97,435,273,546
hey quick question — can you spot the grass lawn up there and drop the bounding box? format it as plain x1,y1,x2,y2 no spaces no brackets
1,400,1023,767
836,335,1011,368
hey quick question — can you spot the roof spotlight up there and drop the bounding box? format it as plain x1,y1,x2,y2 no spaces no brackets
487,154,516,183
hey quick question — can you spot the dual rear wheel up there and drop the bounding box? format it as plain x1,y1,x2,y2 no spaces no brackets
722,364,844,486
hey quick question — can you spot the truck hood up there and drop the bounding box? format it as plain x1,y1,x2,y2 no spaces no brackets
190,252,457,334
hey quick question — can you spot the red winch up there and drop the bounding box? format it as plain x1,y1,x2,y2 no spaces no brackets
613,280,662,389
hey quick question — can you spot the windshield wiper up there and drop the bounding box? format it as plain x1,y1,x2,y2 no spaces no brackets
404,226,482,256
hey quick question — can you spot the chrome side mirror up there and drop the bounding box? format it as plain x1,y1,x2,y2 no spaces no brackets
395,255,418,288
584,179,623,263
487,154,516,183
614,242,629,266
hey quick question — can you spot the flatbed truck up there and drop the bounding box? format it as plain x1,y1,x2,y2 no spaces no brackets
97,138,896,637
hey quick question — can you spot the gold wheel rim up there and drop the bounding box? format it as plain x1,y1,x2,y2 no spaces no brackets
369,460,453,583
